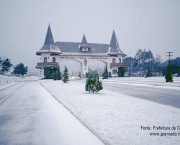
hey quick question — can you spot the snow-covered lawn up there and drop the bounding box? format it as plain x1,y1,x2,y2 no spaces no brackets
0,75,39,90
40,78,180,145
0,75,19,85
102,77,180,89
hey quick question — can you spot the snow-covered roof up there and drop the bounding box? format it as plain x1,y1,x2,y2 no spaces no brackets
36,25,126,56
36,24,62,55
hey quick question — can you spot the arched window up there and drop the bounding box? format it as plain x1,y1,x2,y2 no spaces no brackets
44,57,47,62
52,57,56,63
112,58,116,63
119,58,121,63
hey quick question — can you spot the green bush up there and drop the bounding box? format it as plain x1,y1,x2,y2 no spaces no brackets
44,67,61,80
117,67,125,77
85,71,103,93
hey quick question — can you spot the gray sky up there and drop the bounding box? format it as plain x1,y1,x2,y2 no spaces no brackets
0,0,180,71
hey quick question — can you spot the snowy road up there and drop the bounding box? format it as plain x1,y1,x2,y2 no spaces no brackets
0,81,104,145
103,81,180,108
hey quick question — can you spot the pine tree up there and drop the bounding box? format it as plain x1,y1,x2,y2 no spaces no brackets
13,63,27,76
85,71,103,93
145,67,152,78
62,66,69,83
1,58,12,73
52,68,57,80
44,67,53,79
117,67,125,77
57,67,62,80
102,65,108,79
165,62,173,82
85,72,89,78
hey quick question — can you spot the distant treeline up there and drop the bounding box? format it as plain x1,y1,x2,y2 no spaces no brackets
123,49,180,76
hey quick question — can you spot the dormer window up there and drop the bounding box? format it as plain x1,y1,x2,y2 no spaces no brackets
82,47,89,51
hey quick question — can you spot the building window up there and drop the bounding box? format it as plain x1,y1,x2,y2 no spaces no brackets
44,57,47,62
52,57,56,63
119,58,121,63
112,58,116,63
112,69,117,74
82,47,88,51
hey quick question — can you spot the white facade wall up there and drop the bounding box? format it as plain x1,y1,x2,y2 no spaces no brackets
38,54,124,78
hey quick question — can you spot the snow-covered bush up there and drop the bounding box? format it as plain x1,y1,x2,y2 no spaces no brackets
85,71,103,93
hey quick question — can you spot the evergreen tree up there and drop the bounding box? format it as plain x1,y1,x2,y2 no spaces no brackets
117,67,125,77
44,67,52,79
85,72,89,78
1,58,12,73
57,67,62,80
102,65,108,79
62,66,69,83
145,67,152,77
85,71,103,93
13,63,28,76
53,67,62,80
165,62,173,82
44,67,61,80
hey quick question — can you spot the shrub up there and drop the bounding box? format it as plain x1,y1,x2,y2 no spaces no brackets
117,67,125,77
85,71,103,93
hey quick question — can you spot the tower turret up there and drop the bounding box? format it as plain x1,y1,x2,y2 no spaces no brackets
36,24,61,55
108,30,126,56
80,34,90,51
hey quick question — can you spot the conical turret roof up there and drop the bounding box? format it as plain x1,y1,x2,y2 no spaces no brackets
36,24,62,55
108,30,126,56
81,34,87,44
44,24,54,45
80,34,89,48
110,30,119,48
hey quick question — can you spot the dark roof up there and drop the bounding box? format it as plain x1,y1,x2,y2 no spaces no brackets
36,25,61,55
108,30,125,56
44,24,54,45
110,30,119,48
55,42,109,54
80,35,90,48
36,26,126,56
81,35,88,44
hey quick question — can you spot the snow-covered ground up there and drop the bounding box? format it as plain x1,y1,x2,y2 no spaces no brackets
40,77,180,145
0,75,19,85
1,76,180,145
0,80,104,145
0,75,39,90
102,76,180,88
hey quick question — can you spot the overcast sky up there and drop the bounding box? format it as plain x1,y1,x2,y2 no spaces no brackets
0,0,180,71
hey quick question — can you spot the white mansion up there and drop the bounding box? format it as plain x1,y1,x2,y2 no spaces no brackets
36,25,126,78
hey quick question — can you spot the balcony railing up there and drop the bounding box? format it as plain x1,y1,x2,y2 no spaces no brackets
36,62,59,69
110,63,126,69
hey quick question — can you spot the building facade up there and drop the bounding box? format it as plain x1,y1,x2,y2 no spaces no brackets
36,25,126,78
